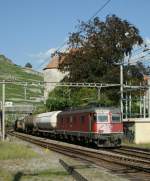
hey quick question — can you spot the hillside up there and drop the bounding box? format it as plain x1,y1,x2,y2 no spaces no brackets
0,54,44,104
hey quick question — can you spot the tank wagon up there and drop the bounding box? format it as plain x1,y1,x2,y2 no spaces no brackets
15,107,123,147
24,114,34,133
14,117,25,132
33,111,61,134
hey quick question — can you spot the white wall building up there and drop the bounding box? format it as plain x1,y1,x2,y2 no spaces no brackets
43,55,66,99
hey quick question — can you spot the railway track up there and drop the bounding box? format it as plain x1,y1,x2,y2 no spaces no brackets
108,146,150,162
8,131,150,181
123,145,150,152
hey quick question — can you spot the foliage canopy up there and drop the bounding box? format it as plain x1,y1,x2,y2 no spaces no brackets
58,15,143,84
25,62,32,68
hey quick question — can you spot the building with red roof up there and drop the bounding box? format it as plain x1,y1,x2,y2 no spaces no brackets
43,55,66,98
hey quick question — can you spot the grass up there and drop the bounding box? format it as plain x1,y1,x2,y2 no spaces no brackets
0,169,12,181
0,169,69,181
23,169,69,178
0,141,38,160
0,138,69,181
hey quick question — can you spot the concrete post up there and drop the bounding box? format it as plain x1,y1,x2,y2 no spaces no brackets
140,94,142,118
24,82,27,100
120,63,123,119
2,80,5,141
143,95,146,118
125,91,128,119
148,79,150,117
129,91,131,118
0,110,2,139
97,87,101,101
140,84,142,118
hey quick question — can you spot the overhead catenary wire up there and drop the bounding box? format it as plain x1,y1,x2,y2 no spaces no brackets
36,0,149,70
35,41,67,70
36,0,112,70
36,43,150,70
0,80,149,90
89,0,112,21
123,45,150,65
127,58,150,65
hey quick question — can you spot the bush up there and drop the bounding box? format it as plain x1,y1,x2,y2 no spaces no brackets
46,97,73,111
25,62,32,68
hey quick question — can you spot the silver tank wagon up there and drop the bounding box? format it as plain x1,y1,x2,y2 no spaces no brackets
34,111,61,131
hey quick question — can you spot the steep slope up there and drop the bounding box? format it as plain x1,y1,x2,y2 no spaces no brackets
0,54,44,104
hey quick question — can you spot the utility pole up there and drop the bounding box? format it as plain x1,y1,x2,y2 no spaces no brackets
120,62,124,119
143,94,146,118
125,91,128,119
0,106,1,138
24,82,27,100
97,85,102,101
2,80,5,141
129,91,132,118
148,79,150,117
139,83,142,118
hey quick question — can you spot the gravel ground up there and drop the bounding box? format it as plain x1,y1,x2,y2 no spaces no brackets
0,136,129,181
0,137,72,181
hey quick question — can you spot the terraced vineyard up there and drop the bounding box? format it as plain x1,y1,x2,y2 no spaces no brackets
0,54,44,104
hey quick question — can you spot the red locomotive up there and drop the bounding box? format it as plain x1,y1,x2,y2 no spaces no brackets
15,107,123,147
57,107,123,147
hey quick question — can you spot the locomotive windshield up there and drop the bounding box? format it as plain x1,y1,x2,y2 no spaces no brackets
112,114,121,122
97,114,108,122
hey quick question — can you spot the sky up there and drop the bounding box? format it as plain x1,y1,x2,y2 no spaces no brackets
0,0,150,70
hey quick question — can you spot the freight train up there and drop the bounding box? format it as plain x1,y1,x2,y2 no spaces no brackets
14,107,123,147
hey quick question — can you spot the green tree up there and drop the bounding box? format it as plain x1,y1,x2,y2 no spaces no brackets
46,97,73,111
55,15,146,106
46,87,73,111
25,62,32,68
58,15,143,84
124,62,147,84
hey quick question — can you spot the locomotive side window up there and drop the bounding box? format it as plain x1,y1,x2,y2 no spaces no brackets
112,114,121,122
97,114,108,122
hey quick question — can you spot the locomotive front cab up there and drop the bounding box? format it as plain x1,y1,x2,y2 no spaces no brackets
94,109,123,147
